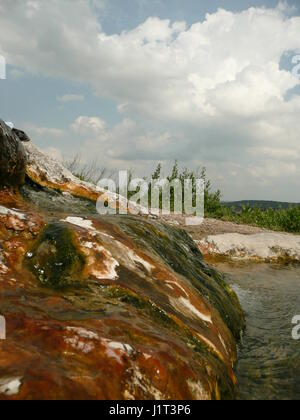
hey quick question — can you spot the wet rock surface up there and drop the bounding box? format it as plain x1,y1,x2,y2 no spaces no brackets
162,215,266,240
0,142,245,400
27,222,85,288
24,142,148,215
0,120,27,186
162,215,300,263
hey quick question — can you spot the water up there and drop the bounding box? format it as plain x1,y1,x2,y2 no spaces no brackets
213,261,300,400
21,183,97,216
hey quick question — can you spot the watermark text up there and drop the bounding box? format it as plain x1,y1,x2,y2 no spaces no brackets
96,171,204,226
0,315,6,340
292,315,300,340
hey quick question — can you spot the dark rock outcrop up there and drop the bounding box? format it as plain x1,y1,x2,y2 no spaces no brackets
0,120,27,186
12,128,31,143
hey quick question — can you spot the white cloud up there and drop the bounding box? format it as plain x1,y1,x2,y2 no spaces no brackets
23,123,64,138
2,1,299,121
70,115,173,163
71,116,107,136
1,1,300,199
42,146,64,162
248,161,298,179
247,146,299,160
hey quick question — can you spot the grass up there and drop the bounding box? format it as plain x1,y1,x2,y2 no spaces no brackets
209,204,300,234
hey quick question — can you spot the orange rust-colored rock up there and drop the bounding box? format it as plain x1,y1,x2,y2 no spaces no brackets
24,142,148,215
0,147,244,400
0,194,244,400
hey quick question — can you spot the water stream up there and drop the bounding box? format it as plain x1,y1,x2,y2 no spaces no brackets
213,261,300,400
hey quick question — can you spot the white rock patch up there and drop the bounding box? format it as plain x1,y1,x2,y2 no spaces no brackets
198,232,300,261
82,242,120,280
218,333,229,355
64,337,95,354
101,339,134,364
65,327,99,340
114,241,154,274
0,377,22,396
179,297,212,324
0,252,8,274
170,296,212,324
166,281,189,297
196,333,225,362
94,245,119,280
128,365,164,400
126,248,154,273
64,327,99,354
107,341,134,355
0,205,26,220
187,379,210,400
63,217,95,231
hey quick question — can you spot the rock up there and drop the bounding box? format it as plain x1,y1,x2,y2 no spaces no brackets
0,120,27,186
26,222,85,288
24,142,148,215
162,215,266,241
0,185,245,400
12,128,31,143
0,132,245,399
197,232,300,262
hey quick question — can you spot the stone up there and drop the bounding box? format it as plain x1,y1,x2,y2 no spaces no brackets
24,142,148,215
12,128,31,143
0,183,245,400
197,232,300,262
26,222,85,288
0,137,245,400
0,120,27,186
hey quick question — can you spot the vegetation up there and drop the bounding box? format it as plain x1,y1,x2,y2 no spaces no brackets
66,156,300,234
225,200,300,211
150,162,300,233
64,154,108,184
210,204,300,234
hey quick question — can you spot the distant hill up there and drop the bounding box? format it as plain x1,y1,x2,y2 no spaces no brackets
223,200,300,211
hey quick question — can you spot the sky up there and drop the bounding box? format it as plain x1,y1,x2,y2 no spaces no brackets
0,0,300,201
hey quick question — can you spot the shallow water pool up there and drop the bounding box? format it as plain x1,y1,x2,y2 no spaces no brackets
213,261,300,400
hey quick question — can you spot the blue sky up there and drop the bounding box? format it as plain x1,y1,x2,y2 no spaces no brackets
0,0,300,200
100,0,298,32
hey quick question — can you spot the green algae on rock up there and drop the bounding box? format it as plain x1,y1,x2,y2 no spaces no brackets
26,222,85,288
118,216,245,340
